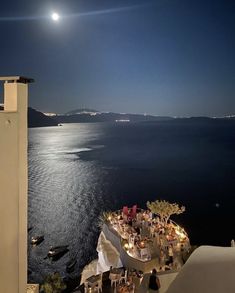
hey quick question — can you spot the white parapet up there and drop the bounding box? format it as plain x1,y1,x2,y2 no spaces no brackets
0,76,34,293
166,246,235,293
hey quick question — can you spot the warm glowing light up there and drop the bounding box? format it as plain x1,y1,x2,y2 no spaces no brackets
51,12,59,21
124,243,129,249
175,228,186,239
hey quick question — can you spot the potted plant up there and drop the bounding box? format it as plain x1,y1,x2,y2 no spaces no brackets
40,272,66,293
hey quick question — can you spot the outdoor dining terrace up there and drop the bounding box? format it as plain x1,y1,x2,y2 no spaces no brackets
75,201,189,293
102,204,190,272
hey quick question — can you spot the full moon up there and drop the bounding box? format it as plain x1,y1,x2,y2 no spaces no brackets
51,12,59,21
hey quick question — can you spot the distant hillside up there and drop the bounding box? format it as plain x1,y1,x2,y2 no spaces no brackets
28,107,58,128
57,111,173,123
56,109,235,124
65,108,99,115
2,105,235,126
0,105,58,127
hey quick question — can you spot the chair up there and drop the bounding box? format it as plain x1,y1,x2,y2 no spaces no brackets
109,273,119,287
84,281,89,293
119,269,128,284
111,278,119,288
95,279,102,292
122,206,129,217
140,248,149,260
129,235,135,246
131,205,137,218
149,226,155,238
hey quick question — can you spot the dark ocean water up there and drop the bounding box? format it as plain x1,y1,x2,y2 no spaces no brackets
28,121,235,283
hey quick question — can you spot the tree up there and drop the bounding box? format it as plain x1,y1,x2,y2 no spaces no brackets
147,199,185,226
40,272,66,293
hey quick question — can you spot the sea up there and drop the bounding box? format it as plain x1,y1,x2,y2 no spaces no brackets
28,120,235,283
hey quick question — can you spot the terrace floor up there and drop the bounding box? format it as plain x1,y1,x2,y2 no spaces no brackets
73,271,137,292
72,270,178,293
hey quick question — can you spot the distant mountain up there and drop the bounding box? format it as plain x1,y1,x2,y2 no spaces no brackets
0,105,58,127
56,110,174,123
28,107,58,128
56,109,235,124
2,104,235,126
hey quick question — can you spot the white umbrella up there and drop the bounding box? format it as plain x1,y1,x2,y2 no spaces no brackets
97,231,122,272
80,259,98,285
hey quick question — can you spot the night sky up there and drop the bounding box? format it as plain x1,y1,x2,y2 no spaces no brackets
0,0,235,116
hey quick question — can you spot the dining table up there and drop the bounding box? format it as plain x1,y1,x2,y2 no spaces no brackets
86,274,101,289
109,267,123,284
111,268,123,274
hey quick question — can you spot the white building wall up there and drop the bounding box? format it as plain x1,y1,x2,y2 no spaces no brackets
0,80,28,293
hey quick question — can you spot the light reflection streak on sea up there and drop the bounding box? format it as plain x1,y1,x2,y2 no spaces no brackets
28,123,109,283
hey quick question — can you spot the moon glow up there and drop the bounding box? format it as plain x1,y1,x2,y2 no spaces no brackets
51,12,59,21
